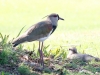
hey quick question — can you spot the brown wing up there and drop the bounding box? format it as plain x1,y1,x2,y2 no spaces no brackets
25,21,53,42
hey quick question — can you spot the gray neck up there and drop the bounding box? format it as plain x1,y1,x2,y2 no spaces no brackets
47,17,58,26
73,50,77,54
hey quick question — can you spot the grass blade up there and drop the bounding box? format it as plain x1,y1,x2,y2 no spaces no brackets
16,25,26,38
1,71,4,75
0,33,3,40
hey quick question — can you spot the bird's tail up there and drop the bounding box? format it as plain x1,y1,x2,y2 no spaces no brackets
12,34,27,47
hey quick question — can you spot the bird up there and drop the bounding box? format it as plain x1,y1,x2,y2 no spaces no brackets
67,47,100,62
12,13,64,68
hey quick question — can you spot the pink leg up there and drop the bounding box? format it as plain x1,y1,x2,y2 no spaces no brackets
38,41,44,68
40,42,44,68
38,41,42,64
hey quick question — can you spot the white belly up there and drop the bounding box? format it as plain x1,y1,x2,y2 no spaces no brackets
38,29,53,42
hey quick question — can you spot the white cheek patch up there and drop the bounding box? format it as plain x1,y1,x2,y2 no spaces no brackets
56,17,59,20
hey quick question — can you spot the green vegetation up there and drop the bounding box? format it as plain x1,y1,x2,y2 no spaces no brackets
0,33,100,75
18,65,31,75
0,0,100,75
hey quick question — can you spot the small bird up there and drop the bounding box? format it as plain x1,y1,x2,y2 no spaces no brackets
67,47,100,62
12,13,64,68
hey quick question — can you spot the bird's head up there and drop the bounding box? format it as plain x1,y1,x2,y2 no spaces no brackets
48,13,64,21
43,13,64,25
69,47,78,54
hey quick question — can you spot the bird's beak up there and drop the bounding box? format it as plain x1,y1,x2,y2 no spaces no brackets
59,17,64,20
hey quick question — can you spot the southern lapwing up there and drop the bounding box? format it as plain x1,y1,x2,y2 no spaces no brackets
12,13,64,68
67,47,100,62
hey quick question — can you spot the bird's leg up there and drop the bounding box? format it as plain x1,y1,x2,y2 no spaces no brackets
38,41,42,64
40,42,44,68
38,41,44,68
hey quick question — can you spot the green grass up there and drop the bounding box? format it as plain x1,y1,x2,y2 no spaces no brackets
0,0,100,60
0,33,100,75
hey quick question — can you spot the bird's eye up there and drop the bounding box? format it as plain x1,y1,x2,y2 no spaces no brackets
53,15,58,17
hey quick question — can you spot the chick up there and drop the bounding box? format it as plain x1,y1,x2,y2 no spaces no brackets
67,47,100,62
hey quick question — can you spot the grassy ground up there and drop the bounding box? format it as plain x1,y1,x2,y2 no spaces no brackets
0,0,100,56
0,0,100,75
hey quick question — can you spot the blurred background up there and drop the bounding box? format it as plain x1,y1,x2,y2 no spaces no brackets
0,0,100,56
